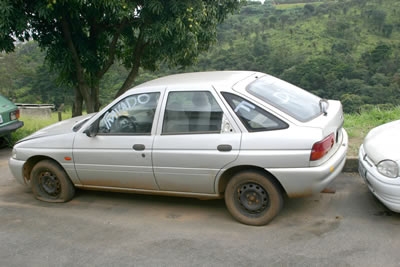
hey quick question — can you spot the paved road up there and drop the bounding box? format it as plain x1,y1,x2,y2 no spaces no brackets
1,148,400,266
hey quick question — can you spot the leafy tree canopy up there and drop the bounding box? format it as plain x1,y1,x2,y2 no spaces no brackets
0,0,241,116
2,0,400,115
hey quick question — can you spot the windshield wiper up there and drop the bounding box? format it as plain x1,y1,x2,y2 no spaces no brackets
319,99,328,116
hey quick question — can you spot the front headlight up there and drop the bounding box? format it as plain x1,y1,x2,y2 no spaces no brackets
377,160,399,178
12,148,17,159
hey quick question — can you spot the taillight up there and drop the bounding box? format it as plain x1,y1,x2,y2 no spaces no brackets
310,133,335,161
10,109,20,120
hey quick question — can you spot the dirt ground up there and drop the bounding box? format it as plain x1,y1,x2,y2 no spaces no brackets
2,148,400,266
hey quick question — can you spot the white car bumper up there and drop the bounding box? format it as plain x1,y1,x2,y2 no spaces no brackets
9,157,27,186
358,145,400,212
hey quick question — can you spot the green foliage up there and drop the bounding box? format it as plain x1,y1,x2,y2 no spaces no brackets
0,0,242,115
191,0,400,114
11,112,72,144
341,94,364,113
344,106,400,156
1,0,400,116
0,42,72,108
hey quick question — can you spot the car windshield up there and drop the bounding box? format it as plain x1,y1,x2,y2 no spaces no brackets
246,75,322,122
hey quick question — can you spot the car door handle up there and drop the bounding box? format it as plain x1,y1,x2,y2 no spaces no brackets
133,144,145,151
217,144,232,152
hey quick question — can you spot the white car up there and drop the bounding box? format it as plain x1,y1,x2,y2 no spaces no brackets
359,120,400,211
9,71,348,225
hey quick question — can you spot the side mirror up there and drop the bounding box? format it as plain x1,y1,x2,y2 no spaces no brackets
84,122,99,137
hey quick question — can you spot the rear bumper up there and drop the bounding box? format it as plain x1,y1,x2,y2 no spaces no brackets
0,121,24,136
269,128,348,197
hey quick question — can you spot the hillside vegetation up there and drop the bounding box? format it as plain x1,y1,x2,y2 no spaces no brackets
192,0,400,114
1,0,400,115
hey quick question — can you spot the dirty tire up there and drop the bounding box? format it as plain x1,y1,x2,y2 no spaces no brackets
0,134,12,148
225,171,283,226
31,159,75,203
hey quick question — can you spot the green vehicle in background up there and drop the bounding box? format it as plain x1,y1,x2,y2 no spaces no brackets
0,95,24,147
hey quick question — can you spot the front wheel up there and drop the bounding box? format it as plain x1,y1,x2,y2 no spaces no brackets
31,159,75,203
224,171,283,226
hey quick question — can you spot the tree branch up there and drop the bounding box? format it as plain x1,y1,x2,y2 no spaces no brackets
96,19,129,79
115,31,148,98
60,15,90,102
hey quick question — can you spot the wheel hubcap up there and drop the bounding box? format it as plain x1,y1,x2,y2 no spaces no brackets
40,171,61,196
238,183,268,213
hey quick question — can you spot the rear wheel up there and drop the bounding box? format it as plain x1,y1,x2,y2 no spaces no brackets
224,171,283,226
31,159,75,202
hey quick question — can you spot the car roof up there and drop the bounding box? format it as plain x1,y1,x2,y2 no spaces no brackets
131,71,260,90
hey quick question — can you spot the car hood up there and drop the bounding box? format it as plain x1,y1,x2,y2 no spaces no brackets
19,114,94,142
363,120,400,162
0,95,17,112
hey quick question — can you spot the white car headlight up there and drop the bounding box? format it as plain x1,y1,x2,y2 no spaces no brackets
12,148,17,159
377,160,399,178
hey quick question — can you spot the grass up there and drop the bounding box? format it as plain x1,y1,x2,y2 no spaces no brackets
9,107,400,158
275,3,306,9
11,112,72,144
344,106,400,157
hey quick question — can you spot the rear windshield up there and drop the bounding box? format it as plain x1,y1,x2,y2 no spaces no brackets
246,75,322,122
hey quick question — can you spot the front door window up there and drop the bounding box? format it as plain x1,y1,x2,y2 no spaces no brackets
98,92,160,135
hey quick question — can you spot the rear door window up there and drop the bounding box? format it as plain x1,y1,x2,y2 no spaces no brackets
162,91,223,134
222,92,288,132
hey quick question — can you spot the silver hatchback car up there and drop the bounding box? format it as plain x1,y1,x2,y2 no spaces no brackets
9,71,348,225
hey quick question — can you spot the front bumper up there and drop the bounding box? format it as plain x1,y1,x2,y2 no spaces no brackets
8,157,27,186
358,145,400,212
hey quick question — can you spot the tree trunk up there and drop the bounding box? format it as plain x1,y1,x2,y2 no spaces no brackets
115,64,139,98
73,83,98,116
71,77,102,116
91,81,100,112
61,16,99,116
72,87,83,117
115,34,147,98
83,81,100,114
